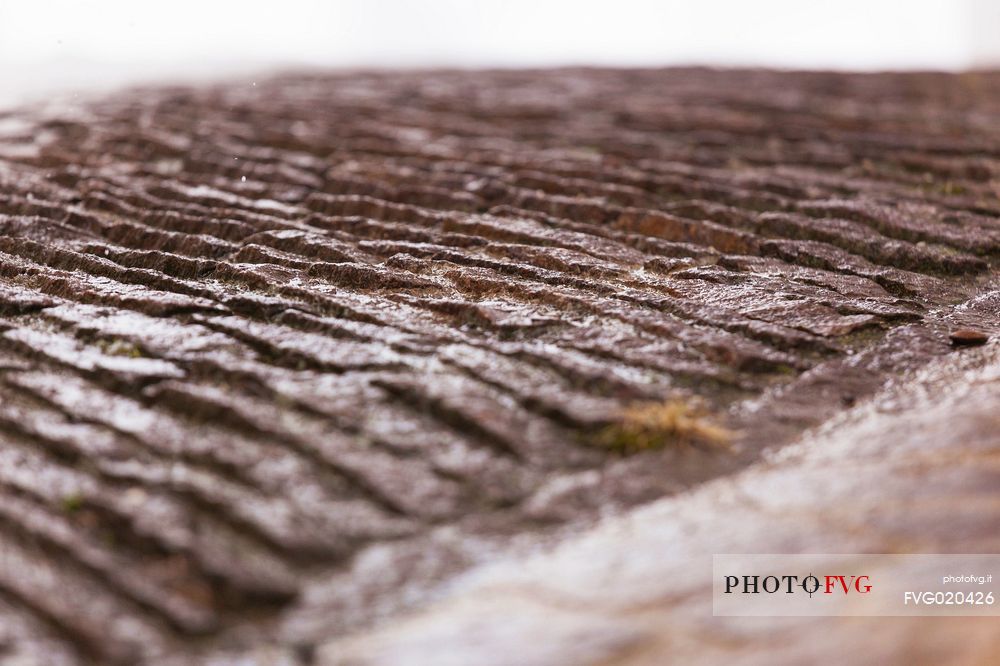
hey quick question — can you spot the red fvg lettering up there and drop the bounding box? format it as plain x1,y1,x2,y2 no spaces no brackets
824,575,872,594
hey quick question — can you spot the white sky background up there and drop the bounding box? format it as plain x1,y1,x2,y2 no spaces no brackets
0,0,998,107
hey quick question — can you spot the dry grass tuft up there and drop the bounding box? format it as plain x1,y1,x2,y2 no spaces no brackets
98,339,144,358
595,399,733,454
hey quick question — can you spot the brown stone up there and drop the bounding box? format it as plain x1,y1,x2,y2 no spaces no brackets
0,67,997,664
950,328,990,346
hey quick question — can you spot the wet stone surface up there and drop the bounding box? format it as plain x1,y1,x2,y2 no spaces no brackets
0,68,997,664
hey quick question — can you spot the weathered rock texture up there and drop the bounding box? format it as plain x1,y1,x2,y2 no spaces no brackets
325,341,1000,666
0,68,997,664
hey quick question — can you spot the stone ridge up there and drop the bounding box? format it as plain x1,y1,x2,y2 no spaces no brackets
0,68,997,664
